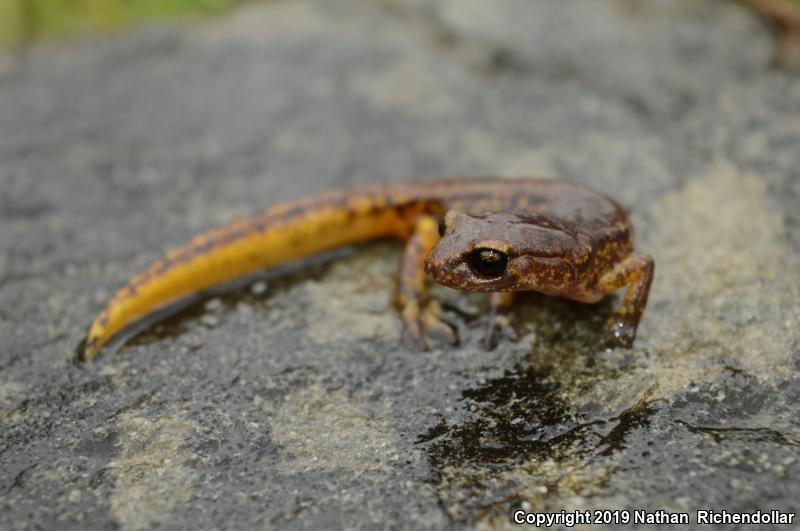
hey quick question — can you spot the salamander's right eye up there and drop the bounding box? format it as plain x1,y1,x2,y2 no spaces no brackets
438,218,447,237
468,248,508,278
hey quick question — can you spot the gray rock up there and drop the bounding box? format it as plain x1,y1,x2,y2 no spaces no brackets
1,0,798,529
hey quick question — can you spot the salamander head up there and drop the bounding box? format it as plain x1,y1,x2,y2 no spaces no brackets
424,209,590,292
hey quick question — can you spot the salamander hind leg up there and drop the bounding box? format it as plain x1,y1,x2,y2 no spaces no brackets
397,215,458,350
595,252,655,348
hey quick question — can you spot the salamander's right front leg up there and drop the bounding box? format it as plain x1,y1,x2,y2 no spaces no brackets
397,215,458,349
596,252,655,348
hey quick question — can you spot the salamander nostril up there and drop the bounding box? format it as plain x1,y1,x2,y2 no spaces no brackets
468,248,508,278
438,218,446,237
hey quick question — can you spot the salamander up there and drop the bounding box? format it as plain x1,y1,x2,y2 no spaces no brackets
77,177,654,360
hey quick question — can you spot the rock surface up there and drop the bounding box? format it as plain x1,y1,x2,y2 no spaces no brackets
1,0,799,529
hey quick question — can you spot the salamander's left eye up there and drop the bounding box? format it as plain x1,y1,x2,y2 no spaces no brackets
469,248,508,278
438,218,447,237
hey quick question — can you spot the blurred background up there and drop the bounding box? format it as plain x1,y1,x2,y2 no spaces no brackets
2,0,798,50
0,0,246,48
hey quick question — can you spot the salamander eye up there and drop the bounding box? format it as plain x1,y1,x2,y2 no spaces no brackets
468,248,508,278
438,218,447,237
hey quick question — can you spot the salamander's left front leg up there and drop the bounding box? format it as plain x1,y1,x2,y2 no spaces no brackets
596,252,655,348
482,292,516,350
397,215,458,349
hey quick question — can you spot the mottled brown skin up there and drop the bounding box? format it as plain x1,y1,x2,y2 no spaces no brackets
422,179,654,349
80,177,653,360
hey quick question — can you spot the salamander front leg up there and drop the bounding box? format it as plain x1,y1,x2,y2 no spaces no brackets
481,292,516,350
397,216,458,350
596,252,654,348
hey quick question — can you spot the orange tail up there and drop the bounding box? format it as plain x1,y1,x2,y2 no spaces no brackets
79,186,432,360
